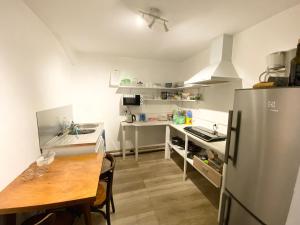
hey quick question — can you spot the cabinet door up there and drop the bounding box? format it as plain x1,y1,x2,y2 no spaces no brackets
219,192,264,225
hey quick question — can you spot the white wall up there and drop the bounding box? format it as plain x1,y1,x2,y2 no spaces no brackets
71,52,181,151
0,0,71,191
232,4,300,88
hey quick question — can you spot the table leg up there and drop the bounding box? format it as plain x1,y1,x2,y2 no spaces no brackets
135,126,138,161
165,125,171,159
81,203,92,225
3,214,16,225
183,134,188,181
122,126,126,160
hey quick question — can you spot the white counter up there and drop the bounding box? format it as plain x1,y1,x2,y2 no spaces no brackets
120,120,226,160
169,124,226,156
43,123,104,155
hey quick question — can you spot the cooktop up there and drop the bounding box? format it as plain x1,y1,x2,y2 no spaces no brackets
184,126,227,142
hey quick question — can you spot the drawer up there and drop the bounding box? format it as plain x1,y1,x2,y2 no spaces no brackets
193,156,222,188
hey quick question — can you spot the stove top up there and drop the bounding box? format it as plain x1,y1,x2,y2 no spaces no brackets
184,126,226,142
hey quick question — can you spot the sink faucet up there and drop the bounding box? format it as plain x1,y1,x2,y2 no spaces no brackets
70,121,79,132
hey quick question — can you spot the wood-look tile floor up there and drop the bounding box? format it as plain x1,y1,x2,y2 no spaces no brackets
78,151,220,225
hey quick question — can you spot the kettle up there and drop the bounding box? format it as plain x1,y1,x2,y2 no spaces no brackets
126,112,136,123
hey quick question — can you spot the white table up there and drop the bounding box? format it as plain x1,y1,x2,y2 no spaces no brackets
120,121,171,160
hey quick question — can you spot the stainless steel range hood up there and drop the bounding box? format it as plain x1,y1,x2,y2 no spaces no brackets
185,34,241,85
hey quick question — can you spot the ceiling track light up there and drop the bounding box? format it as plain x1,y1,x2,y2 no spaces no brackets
138,8,169,32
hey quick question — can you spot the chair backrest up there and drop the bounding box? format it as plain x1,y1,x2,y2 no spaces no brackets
105,153,116,170
100,153,116,201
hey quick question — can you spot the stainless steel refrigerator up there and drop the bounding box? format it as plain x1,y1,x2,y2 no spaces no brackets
219,88,300,225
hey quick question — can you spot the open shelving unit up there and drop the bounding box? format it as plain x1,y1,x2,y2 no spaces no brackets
166,126,223,189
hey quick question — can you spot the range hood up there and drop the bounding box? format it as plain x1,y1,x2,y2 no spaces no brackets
185,34,241,85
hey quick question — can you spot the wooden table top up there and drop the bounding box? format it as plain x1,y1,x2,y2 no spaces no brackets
0,153,104,215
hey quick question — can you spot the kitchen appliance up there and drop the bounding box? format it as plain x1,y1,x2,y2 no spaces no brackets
185,34,241,85
184,126,226,142
123,95,141,106
220,88,300,225
161,91,168,100
256,49,296,87
125,112,136,123
165,82,172,88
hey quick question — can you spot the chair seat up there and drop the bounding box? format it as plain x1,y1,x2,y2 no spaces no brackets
93,182,106,207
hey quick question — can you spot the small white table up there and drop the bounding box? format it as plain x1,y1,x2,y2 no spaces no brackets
120,121,171,160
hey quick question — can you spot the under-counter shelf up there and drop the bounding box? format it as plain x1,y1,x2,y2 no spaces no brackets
168,141,222,188
166,125,224,188
168,142,185,158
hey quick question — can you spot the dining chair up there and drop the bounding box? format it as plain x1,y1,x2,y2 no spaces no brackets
21,213,56,225
91,153,116,225
21,210,77,225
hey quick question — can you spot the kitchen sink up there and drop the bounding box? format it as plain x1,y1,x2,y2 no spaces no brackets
78,123,99,129
68,129,96,135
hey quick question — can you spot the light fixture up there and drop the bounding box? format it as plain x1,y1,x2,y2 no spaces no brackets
138,8,170,32
148,18,156,28
136,13,146,27
163,21,169,32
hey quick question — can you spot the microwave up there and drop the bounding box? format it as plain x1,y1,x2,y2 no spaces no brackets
123,95,141,106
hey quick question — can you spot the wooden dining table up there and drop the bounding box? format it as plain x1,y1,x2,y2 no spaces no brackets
0,153,104,225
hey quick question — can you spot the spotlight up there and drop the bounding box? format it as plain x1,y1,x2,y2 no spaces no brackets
148,18,156,29
163,21,169,32
138,8,169,32
136,13,146,27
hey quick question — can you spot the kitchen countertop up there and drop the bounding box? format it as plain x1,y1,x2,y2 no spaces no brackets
169,124,226,156
43,122,104,149
120,120,226,156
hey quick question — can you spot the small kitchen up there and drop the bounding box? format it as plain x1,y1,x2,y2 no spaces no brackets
1,1,300,225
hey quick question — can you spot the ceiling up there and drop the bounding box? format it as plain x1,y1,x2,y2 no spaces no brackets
24,0,300,61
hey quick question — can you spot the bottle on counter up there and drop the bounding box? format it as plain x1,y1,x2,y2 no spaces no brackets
185,110,192,125
289,39,300,86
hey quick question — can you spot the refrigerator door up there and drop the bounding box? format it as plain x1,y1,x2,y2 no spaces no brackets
219,192,264,225
225,88,300,225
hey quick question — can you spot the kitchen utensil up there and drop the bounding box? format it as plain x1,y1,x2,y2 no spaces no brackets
139,113,146,122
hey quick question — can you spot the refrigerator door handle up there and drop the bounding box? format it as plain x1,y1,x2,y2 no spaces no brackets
219,192,232,225
224,111,233,164
225,110,242,166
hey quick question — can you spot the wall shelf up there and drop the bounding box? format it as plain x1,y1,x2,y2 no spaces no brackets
143,99,201,102
116,84,208,90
